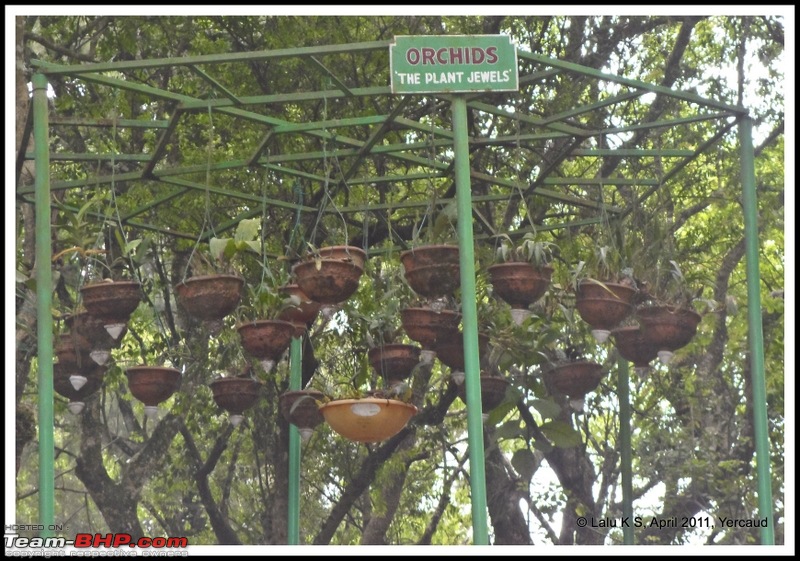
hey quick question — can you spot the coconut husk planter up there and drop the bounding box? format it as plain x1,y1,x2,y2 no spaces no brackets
277,284,322,332
236,319,296,372
487,263,553,310
174,274,244,323
280,389,326,441
209,377,262,426
635,305,702,364
546,360,605,411
125,365,181,418
611,325,659,373
292,246,366,305
367,344,422,383
400,245,460,298
575,280,637,343
80,280,142,326
456,374,510,418
400,307,462,349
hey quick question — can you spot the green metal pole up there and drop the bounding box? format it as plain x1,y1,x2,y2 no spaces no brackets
617,358,633,544
739,117,775,545
32,73,55,537
287,337,302,544
451,95,490,545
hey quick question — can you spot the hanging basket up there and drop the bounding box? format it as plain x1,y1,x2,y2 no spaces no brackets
64,311,125,350
279,389,326,437
125,366,181,407
456,374,510,414
80,280,142,324
487,263,553,309
319,397,417,443
277,284,322,329
400,245,460,298
636,305,702,362
367,344,422,383
611,325,659,368
575,280,636,342
400,307,462,349
236,319,296,368
292,246,366,304
209,377,262,415
432,328,490,372
174,274,244,323
53,361,106,402
546,361,605,398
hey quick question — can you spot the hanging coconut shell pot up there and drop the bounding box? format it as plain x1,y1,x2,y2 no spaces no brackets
367,344,422,383
54,361,106,415
400,245,461,298
125,365,181,419
611,325,660,375
236,319,296,373
456,373,511,421
400,307,461,351
80,280,142,331
279,389,326,442
277,284,322,335
319,397,417,443
432,328,490,382
209,377,262,426
487,263,553,323
575,280,637,343
64,311,126,353
292,245,366,305
546,360,605,412
635,305,701,364
174,274,245,323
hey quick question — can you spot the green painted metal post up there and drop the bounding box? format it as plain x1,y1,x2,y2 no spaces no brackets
32,73,55,537
739,117,775,545
287,337,302,544
617,358,633,545
451,95,490,545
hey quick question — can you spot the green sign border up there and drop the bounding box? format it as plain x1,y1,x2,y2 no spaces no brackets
390,35,519,94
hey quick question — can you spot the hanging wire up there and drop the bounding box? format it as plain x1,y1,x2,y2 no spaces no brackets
310,80,349,248
514,94,539,234
183,102,217,281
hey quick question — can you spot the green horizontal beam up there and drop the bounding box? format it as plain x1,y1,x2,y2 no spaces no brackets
178,85,392,110
568,149,695,157
518,51,745,115
50,117,170,129
27,152,153,162
470,170,625,213
160,176,318,213
597,111,737,136
30,40,391,75
540,177,659,186
538,89,645,126
271,115,388,135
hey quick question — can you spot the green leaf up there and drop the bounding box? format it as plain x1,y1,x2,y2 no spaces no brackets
539,420,582,448
234,218,261,242
511,448,539,483
530,398,562,420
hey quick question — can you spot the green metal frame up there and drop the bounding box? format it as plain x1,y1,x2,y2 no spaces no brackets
21,38,774,545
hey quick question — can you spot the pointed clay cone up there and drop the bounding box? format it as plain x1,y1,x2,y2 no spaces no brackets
230,414,244,427
69,375,88,391
569,397,585,412
90,349,111,366
67,401,85,415
144,405,159,419
299,428,314,442
451,370,465,385
104,323,126,340
511,308,532,326
591,329,611,343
